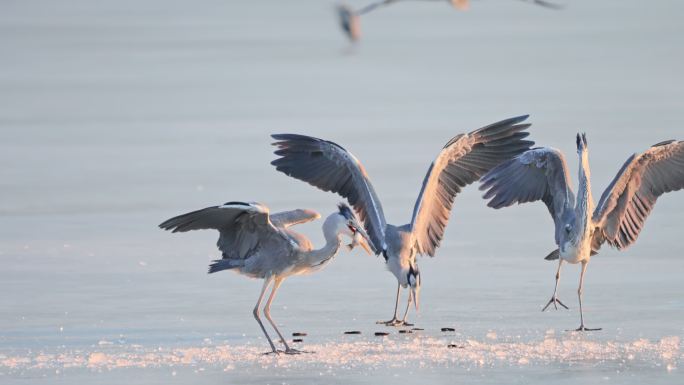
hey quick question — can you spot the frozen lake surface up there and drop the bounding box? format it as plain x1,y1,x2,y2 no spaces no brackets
1,0,682,383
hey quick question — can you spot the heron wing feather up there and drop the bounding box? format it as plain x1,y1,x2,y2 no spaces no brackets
479,147,575,245
270,209,321,228
271,134,386,253
410,115,534,256
592,140,684,249
159,202,290,260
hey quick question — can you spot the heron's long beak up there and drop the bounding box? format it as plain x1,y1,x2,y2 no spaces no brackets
352,222,372,255
354,230,372,255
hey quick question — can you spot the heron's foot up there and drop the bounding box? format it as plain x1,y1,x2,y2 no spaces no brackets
569,325,602,332
284,348,313,355
262,349,283,356
377,318,413,327
377,318,398,325
542,296,569,311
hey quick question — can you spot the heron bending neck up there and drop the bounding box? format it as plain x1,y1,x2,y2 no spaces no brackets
302,214,344,269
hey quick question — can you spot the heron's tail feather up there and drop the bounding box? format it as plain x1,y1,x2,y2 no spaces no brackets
208,259,243,274
544,249,560,261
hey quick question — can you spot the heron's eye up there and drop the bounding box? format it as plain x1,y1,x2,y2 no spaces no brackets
565,224,572,233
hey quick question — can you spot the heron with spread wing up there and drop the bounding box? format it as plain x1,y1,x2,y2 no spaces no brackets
480,134,684,331
271,115,534,326
160,201,371,354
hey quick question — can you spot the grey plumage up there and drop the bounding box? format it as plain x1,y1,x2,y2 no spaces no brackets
411,115,533,256
481,147,574,246
271,115,534,325
160,201,371,354
480,134,684,330
593,140,684,249
270,209,321,228
271,134,387,253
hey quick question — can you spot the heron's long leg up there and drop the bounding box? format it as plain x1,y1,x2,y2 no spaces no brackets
398,290,414,327
253,276,278,354
542,259,569,311
263,277,297,354
376,283,401,325
574,260,601,332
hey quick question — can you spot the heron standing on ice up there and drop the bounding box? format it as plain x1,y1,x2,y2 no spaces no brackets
480,134,684,331
159,201,371,354
271,115,534,326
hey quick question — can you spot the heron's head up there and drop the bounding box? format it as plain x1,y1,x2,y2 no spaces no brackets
336,3,361,42
576,132,588,153
407,264,421,311
336,203,372,255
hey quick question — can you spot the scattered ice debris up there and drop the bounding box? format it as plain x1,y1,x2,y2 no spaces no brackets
399,330,412,334
486,331,497,340
374,332,390,337
0,336,680,373
87,352,107,366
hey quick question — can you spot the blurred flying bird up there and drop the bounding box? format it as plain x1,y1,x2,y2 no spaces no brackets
480,135,684,331
336,0,561,41
160,201,371,354
271,116,534,326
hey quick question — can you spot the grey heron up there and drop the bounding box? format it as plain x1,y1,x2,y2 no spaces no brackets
336,1,466,42
271,115,534,326
336,0,560,42
480,134,684,331
159,201,372,354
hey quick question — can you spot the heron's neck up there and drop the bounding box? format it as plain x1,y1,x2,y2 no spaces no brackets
302,217,343,268
575,149,594,231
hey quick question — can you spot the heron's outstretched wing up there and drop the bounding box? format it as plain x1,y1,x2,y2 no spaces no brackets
517,0,564,10
480,147,575,245
270,209,321,228
410,115,534,256
271,134,386,253
159,201,288,260
592,140,684,250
